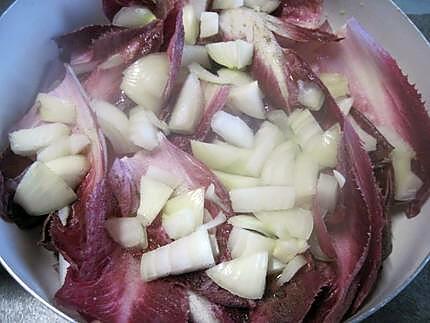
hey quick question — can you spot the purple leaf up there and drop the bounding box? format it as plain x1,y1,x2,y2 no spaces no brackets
304,18,430,216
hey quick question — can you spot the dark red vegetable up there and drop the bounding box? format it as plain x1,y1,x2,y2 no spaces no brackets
303,18,430,217
56,249,190,323
277,0,324,29
251,260,334,323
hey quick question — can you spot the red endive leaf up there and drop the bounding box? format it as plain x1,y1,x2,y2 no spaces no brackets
194,85,230,140
108,136,233,259
155,0,180,20
276,0,324,29
312,199,337,260
305,18,430,216
349,107,394,165
91,20,163,64
342,121,385,314
49,66,109,275
62,66,107,183
282,48,344,128
56,250,190,323
314,123,372,322
265,14,342,44
83,65,125,105
109,136,232,215
55,25,121,64
176,271,253,309
220,8,297,111
221,8,343,116
251,260,334,323
162,2,185,108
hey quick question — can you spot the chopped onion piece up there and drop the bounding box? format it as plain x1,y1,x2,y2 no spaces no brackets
319,73,349,99
183,4,200,45
228,215,274,237
37,134,90,162
228,227,275,258
211,111,254,148
182,45,211,68
230,186,295,213
336,97,354,116
129,107,160,151
213,170,260,190
169,73,204,134
212,0,244,10
163,208,199,240
246,121,284,177
145,110,170,134
206,40,253,70
317,173,339,212
217,68,253,85
228,81,265,119
308,230,332,262
261,141,298,186
209,234,220,257
45,155,90,189
297,81,325,111
189,0,209,18
121,53,169,112
244,0,280,12
203,208,213,224
204,183,227,212
206,251,268,299
192,67,253,86
268,257,285,274
105,217,148,249
57,206,70,226
305,124,341,168
58,254,70,286
140,229,215,281
266,110,294,138
113,6,156,27
130,107,169,134
9,123,70,157
14,161,77,216
145,166,182,188
137,177,173,226
347,116,377,152
99,54,124,70
272,239,309,263
255,208,313,240
294,152,319,204
188,292,218,323
71,61,97,75
92,100,138,154
288,109,323,149
200,12,219,38
188,63,227,84
163,188,205,232
333,170,346,188
277,255,307,285
37,93,76,124
391,147,423,201
201,212,227,231
191,140,253,176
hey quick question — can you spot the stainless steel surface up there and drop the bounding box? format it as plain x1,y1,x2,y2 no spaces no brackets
0,268,66,322
0,0,430,322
